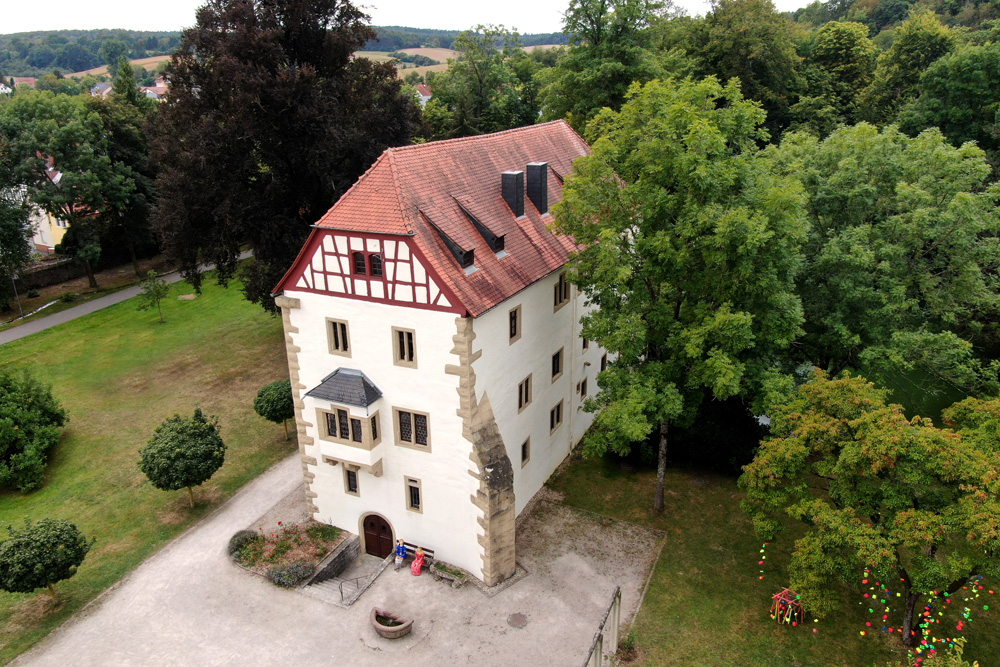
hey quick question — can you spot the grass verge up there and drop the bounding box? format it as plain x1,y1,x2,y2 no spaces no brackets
0,276,293,663
548,455,1000,667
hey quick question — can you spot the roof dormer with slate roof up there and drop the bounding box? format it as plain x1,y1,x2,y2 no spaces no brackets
273,120,591,318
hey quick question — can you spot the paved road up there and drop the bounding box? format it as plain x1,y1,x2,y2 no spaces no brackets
0,254,251,346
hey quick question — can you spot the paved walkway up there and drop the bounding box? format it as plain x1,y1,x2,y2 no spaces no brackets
12,455,662,667
0,253,251,346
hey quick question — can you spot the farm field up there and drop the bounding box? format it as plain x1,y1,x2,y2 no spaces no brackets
68,54,171,78
549,455,1000,667
0,276,293,663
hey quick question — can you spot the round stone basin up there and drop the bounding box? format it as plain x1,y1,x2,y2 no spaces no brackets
370,607,413,639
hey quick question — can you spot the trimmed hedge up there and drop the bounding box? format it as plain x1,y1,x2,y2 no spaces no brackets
228,529,260,558
266,561,314,587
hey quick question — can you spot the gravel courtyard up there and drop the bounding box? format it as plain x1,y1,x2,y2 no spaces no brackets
13,455,662,667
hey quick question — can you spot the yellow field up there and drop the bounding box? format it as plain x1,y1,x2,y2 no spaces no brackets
397,47,458,62
524,44,563,52
68,55,172,78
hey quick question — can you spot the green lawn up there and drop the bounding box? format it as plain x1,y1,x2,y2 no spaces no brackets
0,277,294,663
549,456,1000,667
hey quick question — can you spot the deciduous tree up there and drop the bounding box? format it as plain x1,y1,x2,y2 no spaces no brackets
739,372,1000,648
152,0,421,312
136,270,169,323
0,518,92,600
765,123,1000,410
138,407,226,507
553,77,807,511
0,371,68,492
253,379,295,439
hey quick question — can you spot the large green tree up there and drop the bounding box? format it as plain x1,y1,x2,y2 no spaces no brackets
0,91,143,288
0,518,92,600
537,0,665,133
0,158,33,311
859,10,955,124
765,123,1000,408
799,21,877,126
899,43,1000,168
740,372,1000,648
423,25,538,139
694,0,803,136
553,77,807,510
152,0,421,311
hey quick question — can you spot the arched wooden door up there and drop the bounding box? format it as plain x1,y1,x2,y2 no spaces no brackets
363,514,393,558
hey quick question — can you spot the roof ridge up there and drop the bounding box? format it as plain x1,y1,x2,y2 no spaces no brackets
386,150,413,235
386,120,574,155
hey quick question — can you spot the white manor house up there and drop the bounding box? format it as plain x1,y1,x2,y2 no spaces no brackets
273,120,605,586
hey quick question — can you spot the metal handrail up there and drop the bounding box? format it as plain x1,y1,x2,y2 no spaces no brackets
339,574,368,601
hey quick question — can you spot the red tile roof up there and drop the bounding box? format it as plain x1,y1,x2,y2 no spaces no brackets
414,84,432,97
292,120,590,317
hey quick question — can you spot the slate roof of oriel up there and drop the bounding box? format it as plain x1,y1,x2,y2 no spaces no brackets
276,120,591,317
305,368,383,408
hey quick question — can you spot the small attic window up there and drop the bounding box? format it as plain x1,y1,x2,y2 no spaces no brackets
461,249,475,269
455,199,505,254
422,210,477,273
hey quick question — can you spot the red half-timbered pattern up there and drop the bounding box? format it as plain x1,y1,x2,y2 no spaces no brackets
290,230,463,313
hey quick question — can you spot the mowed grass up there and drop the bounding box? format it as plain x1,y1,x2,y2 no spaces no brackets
0,277,295,663
549,456,1000,667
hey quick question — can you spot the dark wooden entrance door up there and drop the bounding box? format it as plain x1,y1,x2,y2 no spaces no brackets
363,514,393,558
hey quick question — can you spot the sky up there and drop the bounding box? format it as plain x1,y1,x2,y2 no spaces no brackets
4,0,815,36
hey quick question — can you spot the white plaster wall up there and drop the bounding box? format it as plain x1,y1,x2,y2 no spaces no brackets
471,271,602,515
284,290,485,575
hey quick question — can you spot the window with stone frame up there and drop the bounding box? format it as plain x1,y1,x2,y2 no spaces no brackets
394,408,430,450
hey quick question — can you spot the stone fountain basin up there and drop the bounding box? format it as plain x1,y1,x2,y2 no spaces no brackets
370,607,413,639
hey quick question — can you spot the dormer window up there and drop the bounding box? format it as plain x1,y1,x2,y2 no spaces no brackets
455,199,505,254
369,254,383,278
353,252,366,275
461,249,475,269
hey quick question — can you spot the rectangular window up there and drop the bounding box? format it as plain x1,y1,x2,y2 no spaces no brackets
369,254,383,278
395,408,431,451
521,438,530,467
353,252,366,275
406,477,422,513
582,337,589,351
344,468,359,496
509,305,522,344
518,374,532,413
318,406,379,449
550,400,564,433
337,409,350,439
580,377,588,398
392,327,417,368
552,348,564,382
553,272,570,311
601,353,607,373
326,319,350,357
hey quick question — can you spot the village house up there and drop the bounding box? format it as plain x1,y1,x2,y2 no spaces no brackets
272,120,603,586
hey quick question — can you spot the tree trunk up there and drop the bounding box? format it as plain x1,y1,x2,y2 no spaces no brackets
129,242,140,278
47,584,57,600
654,422,669,512
83,257,98,289
186,486,195,508
156,300,163,324
901,589,921,647
283,420,289,440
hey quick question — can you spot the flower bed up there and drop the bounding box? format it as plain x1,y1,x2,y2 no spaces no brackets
228,521,344,587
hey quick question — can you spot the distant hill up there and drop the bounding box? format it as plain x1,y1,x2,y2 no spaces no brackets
366,26,568,51
0,30,179,78
0,26,567,79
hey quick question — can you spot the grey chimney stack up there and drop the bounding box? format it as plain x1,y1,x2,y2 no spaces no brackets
502,171,524,217
527,162,548,215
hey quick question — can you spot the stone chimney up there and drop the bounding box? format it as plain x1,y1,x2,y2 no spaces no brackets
526,162,548,215
502,171,524,217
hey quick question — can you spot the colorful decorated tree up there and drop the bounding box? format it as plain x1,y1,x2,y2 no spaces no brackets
739,372,1000,649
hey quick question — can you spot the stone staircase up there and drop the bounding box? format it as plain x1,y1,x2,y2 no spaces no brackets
300,552,389,607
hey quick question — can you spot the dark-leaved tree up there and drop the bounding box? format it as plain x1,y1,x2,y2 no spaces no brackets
0,371,68,492
138,407,226,507
253,379,295,439
152,0,421,312
0,518,92,600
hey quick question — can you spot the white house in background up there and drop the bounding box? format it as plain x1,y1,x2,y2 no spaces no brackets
0,82,11,95
414,83,432,107
272,120,603,586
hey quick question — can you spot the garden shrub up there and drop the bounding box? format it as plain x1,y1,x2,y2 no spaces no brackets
26,288,39,298
228,529,260,558
0,371,68,491
266,561,314,587
306,523,340,542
